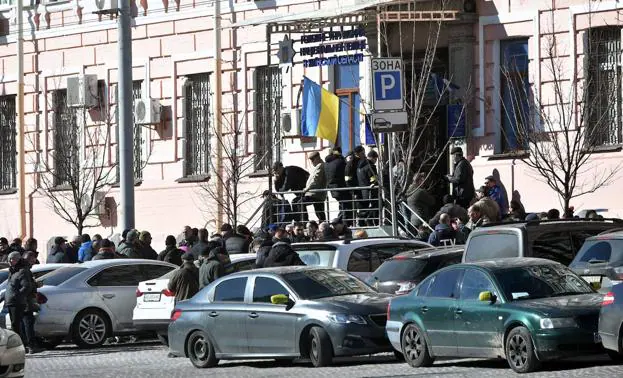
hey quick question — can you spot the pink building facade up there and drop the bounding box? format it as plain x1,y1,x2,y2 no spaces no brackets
0,0,621,256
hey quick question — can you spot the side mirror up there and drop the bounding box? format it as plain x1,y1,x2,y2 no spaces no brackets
270,294,289,305
478,291,496,303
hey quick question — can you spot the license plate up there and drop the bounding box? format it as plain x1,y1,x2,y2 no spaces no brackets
144,293,161,302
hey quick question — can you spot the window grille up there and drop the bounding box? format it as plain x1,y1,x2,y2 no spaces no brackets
184,73,211,177
53,90,79,187
0,95,16,191
254,66,282,172
116,81,144,181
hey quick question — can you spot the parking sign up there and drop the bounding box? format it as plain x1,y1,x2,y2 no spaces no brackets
371,58,404,111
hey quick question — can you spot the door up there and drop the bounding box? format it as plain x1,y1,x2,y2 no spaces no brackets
208,277,249,354
247,276,298,355
421,268,463,356
88,265,145,330
455,268,502,357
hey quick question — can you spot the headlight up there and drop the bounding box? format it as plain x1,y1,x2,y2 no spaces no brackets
396,281,416,294
540,317,577,329
327,314,367,325
6,334,22,349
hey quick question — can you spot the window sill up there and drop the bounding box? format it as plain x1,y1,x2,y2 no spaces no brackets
487,151,530,161
248,171,270,178
176,175,210,183
583,145,623,154
0,188,17,195
111,179,143,188
49,185,73,192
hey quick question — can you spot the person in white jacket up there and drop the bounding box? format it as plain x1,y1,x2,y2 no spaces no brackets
294,151,327,222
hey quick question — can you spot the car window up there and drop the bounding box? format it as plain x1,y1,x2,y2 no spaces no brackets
371,259,427,282
213,277,247,302
460,269,496,301
427,268,463,298
33,269,56,279
532,232,573,265
38,266,88,286
88,265,144,287
573,240,623,265
291,245,337,267
347,248,371,272
282,269,373,300
417,275,435,296
571,230,608,254
368,244,419,271
141,264,176,281
232,259,255,273
465,233,519,262
438,254,463,269
252,277,290,303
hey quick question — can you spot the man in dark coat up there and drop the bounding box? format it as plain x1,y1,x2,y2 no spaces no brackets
92,239,117,260
429,195,469,228
255,236,274,268
159,235,183,266
65,236,81,263
264,230,305,268
191,229,212,259
221,224,250,254
5,252,33,343
167,254,200,302
47,237,69,263
8,238,25,255
198,247,225,289
273,161,309,221
118,230,141,258
137,231,158,260
22,251,43,353
445,147,475,209
406,173,436,227
325,147,354,225
357,150,379,226
428,214,458,246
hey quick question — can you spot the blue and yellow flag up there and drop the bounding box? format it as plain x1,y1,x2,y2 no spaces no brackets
301,77,339,142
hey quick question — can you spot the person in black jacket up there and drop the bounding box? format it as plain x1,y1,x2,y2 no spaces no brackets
190,229,211,259
255,236,274,268
263,229,305,268
445,147,475,209
325,147,354,225
221,224,250,254
160,235,183,266
5,252,33,343
357,150,380,226
47,237,69,263
273,161,310,222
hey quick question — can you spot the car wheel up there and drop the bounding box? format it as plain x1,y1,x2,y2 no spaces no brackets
157,333,169,347
72,309,110,348
505,326,541,373
309,326,333,367
38,336,64,350
401,324,434,368
186,330,218,368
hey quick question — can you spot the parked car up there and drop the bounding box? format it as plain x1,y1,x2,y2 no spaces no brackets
569,231,623,291
599,282,623,361
34,259,177,348
0,328,25,378
133,254,256,344
168,267,392,368
462,218,623,265
366,246,463,295
292,237,432,280
386,258,603,373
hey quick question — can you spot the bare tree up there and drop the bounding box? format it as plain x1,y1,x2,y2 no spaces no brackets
500,22,622,212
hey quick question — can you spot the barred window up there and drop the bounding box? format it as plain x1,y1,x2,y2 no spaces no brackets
52,90,79,187
0,95,16,191
500,39,530,152
116,81,144,181
254,66,282,172
184,73,211,177
587,27,622,146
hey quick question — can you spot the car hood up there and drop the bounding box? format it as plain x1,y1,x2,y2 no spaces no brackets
314,293,392,314
505,293,602,317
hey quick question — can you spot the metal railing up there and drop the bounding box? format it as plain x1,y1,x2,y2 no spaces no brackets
383,198,434,239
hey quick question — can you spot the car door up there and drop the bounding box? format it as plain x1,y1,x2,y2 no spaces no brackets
87,264,144,331
455,268,502,357
207,277,249,355
420,268,463,356
246,276,298,355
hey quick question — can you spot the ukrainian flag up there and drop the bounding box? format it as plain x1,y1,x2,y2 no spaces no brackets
301,77,339,143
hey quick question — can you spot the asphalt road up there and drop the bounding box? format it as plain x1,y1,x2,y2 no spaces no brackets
24,341,623,377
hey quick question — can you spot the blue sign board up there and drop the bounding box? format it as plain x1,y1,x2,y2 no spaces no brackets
371,58,404,111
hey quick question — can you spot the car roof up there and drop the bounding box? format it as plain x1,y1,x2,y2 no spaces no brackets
478,218,623,230
587,230,623,240
78,259,177,268
457,257,559,270
229,265,334,277
292,237,431,248
392,246,464,260
0,263,70,273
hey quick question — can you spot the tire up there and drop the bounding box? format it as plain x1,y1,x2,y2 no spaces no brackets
308,326,333,367
505,326,541,373
157,333,169,347
186,330,218,369
72,309,110,348
401,324,434,368
38,336,64,350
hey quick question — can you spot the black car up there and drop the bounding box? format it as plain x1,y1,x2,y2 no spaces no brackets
366,246,463,295
599,282,623,361
569,231,623,292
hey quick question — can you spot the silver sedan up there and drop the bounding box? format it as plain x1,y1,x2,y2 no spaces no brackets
35,259,177,348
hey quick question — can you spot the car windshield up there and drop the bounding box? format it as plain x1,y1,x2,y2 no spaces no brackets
370,259,427,282
291,246,337,267
494,264,593,301
282,269,374,300
0,270,9,285
571,240,623,266
37,266,88,286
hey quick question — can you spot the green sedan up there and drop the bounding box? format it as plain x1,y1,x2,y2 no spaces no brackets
386,258,603,373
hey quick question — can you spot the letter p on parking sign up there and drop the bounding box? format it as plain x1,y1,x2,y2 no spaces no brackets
371,58,404,111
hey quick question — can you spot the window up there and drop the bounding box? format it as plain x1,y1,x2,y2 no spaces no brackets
254,66,281,172
500,39,530,152
292,245,337,267
575,240,623,265
213,277,247,302
232,259,255,273
531,231,573,265
116,81,144,181
347,248,371,272
88,265,144,287
282,269,372,300
252,277,289,303
417,275,435,296
141,264,176,281
427,268,462,298
494,265,592,301
369,245,418,271
335,63,361,152
52,89,79,187
587,27,622,146
460,269,495,301
464,233,519,262
0,95,16,191
37,266,87,286
184,73,211,178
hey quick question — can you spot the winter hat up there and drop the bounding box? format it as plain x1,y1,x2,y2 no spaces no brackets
127,230,140,242
450,147,463,155
54,236,67,245
7,251,21,262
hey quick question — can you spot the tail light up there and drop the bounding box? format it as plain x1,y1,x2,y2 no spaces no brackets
171,309,182,321
395,281,417,295
603,292,615,306
162,289,175,297
36,293,47,304
136,289,144,297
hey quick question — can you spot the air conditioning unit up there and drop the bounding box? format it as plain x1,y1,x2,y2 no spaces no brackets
83,0,119,14
282,109,301,135
67,74,99,108
134,98,161,125
80,191,107,215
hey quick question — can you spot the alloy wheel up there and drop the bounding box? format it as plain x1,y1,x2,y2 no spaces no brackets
508,334,528,368
404,327,423,361
191,334,209,361
311,337,319,361
78,314,106,345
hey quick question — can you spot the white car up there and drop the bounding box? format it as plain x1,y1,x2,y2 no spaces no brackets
291,237,433,280
132,254,256,344
0,328,25,377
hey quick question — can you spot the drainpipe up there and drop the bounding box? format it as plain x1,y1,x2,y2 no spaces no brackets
17,0,26,239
